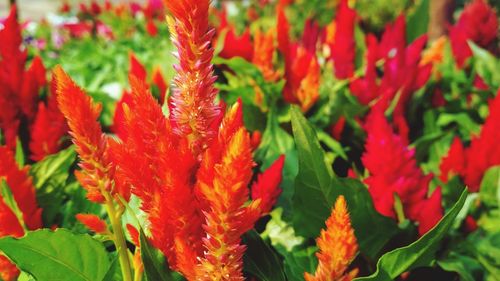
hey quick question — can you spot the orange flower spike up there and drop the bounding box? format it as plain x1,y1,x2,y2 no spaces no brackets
305,196,359,281
76,213,108,234
296,56,320,112
252,28,278,81
54,66,111,203
196,101,257,281
165,0,220,154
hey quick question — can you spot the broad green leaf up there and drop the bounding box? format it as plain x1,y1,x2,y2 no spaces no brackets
0,229,110,281
30,146,77,224
282,247,318,281
290,106,398,258
242,230,286,281
355,189,468,281
101,255,122,281
140,229,179,281
479,166,500,208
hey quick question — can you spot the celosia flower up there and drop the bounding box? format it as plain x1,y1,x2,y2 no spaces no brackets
146,20,158,37
462,91,500,192
304,196,358,281
0,254,20,281
362,109,443,235
350,16,431,141
420,36,447,67
166,0,221,152
54,66,114,203
329,0,357,79
251,155,285,214
0,6,48,149
252,28,279,81
449,0,498,68
277,6,320,111
76,213,108,234
216,9,254,61
439,137,465,183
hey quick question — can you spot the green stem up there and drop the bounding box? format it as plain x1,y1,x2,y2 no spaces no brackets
103,193,133,281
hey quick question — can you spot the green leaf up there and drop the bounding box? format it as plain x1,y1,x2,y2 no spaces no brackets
15,137,24,168
290,107,398,258
438,253,482,281
30,146,76,189
405,0,429,43
242,230,286,281
140,229,178,281
0,179,26,229
283,247,318,281
30,146,76,224
355,189,468,281
0,229,110,281
101,255,122,281
479,166,500,208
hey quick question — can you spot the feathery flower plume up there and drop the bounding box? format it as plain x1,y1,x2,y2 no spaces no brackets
304,196,358,281
362,109,443,235
196,101,262,280
165,0,220,153
216,9,254,61
277,6,320,112
54,66,112,203
439,137,465,183
251,155,285,214
76,213,108,234
329,0,356,79
252,28,279,81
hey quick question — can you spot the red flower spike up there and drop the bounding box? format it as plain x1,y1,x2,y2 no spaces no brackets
129,52,147,82
0,146,42,230
19,56,46,120
463,91,500,192
304,196,358,281
251,155,285,215
439,137,465,183
450,0,498,68
415,187,443,235
216,9,253,61
165,0,221,153
146,20,159,37
76,213,108,234
330,0,357,79
114,76,203,277
151,67,167,103
362,109,443,234
0,196,24,238
112,90,132,140
126,224,140,246
29,94,68,161
54,66,112,203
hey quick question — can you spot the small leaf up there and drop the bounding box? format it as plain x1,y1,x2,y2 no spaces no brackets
140,229,178,281
30,146,76,189
0,179,26,229
282,247,318,281
0,229,111,281
242,230,286,281
355,189,468,281
15,137,24,168
479,166,500,208
406,0,429,43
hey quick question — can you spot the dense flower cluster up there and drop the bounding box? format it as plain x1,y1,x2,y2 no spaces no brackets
362,108,443,235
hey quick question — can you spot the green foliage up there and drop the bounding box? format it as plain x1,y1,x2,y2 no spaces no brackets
290,106,398,258
355,189,468,281
242,230,286,281
0,229,111,281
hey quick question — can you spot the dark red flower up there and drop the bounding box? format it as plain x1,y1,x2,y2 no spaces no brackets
329,0,357,79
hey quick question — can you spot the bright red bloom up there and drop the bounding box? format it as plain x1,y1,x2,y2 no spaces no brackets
304,196,358,281
350,16,431,141
277,6,320,111
362,109,443,235
329,0,357,79
462,91,500,192
251,155,285,214
55,66,114,203
151,67,167,103
76,213,108,234
449,0,498,68
0,6,48,149
129,52,147,81
146,20,159,37
166,0,221,153
0,254,20,281
216,9,254,61
439,137,466,183
0,146,42,230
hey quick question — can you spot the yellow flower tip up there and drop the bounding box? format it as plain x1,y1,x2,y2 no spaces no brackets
305,195,359,281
